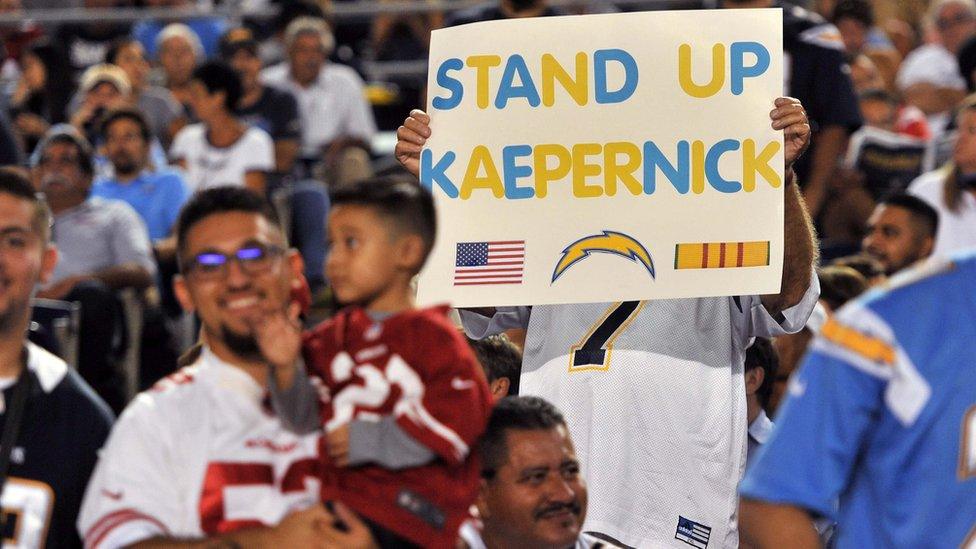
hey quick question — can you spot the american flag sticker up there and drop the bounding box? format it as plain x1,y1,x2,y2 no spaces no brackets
454,241,525,286
675,516,711,549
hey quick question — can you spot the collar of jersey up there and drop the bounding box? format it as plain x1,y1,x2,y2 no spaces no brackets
26,341,68,393
198,345,265,402
748,409,775,445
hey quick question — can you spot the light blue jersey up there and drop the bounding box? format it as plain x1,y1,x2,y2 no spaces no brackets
740,252,976,549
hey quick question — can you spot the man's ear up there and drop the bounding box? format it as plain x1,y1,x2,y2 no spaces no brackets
490,377,511,401
287,249,305,280
38,244,58,284
920,235,935,259
173,274,196,314
476,478,491,521
745,367,765,395
396,234,427,272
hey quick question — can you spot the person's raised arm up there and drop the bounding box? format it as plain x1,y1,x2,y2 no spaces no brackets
761,97,818,317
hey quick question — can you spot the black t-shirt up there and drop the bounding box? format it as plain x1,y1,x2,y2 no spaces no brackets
54,23,131,73
0,345,113,548
782,3,862,182
237,86,302,143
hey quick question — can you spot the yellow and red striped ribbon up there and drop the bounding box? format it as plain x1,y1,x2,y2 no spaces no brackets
674,241,770,269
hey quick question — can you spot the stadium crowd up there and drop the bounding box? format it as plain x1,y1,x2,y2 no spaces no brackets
0,0,973,547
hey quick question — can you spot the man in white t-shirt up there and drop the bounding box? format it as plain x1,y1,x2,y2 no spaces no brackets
261,16,376,185
908,96,976,256
394,98,819,548
170,61,274,194
78,187,329,548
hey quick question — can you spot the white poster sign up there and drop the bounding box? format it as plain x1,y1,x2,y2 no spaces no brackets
417,9,784,307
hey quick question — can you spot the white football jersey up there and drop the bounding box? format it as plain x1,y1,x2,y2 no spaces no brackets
78,347,321,549
460,277,818,549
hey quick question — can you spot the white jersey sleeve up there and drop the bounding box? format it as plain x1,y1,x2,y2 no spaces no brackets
737,267,820,340
78,392,183,548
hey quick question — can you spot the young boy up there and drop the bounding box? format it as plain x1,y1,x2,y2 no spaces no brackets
261,176,493,548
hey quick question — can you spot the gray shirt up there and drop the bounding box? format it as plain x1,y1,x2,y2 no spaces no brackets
49,196,156,284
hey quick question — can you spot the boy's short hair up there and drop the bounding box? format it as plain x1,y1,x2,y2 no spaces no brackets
0,167,52,243
467,334,521,396
175,186,283,263
192,61,243,113
330,177,437,272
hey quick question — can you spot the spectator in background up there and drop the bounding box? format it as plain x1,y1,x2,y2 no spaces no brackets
908,95,976,255
94,107,188,259
31,126,156,414
8,40,73,154
0,167,113,549
0,0,44,79
468,334,522,401
171,61,274,194
897,0,974,137
155,23,203,117
816,264,869,311
831,0,901,90
857,88,930,140
723,0,862,224
861,193,938,275
744,338,779,467
831,252,886,286
133,0,227,60
262,17,376,186
221,27,301,176
69,63,131,146
53,0,132,73
104,38,184,146
221,26,329,294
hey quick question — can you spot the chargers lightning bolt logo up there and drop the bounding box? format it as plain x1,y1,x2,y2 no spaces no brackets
552,230,655,283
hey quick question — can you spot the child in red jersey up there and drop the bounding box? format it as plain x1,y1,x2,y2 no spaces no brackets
260,176,492,549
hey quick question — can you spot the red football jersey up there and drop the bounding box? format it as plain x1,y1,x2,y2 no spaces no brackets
302,305,492,548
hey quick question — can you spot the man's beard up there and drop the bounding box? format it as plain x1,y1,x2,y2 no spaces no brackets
112,155,140,177
221,325,263,362
0,296,28,336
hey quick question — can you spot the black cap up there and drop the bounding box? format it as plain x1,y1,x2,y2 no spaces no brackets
219,27,259,59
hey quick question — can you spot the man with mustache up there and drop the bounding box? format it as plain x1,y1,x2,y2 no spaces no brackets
316,396,624,549
31,125,156,413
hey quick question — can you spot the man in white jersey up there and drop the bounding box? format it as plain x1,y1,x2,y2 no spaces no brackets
394,97,819,548
78,187,331,548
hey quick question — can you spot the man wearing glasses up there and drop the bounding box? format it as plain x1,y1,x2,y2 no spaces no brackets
78,187,333,548
0,167,112,549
